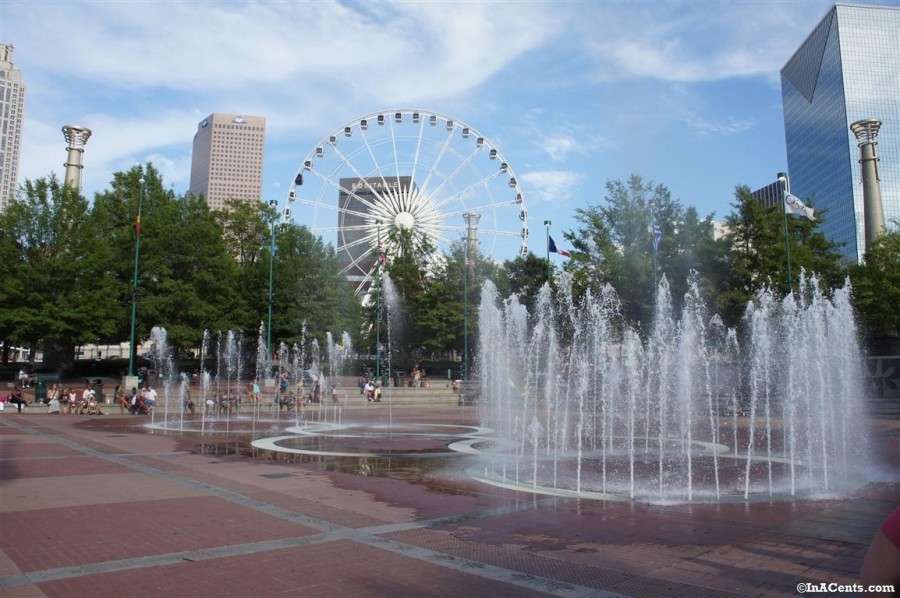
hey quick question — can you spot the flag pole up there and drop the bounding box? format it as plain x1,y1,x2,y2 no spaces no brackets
544,220,551,282
778,173,793,295
650,200,658,287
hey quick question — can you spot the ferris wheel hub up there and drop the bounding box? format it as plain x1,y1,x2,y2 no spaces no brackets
394,211,415,230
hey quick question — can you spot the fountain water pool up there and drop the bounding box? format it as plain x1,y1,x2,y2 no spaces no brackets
474,275,879,504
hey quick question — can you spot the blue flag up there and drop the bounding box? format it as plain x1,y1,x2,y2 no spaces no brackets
652,222,662,256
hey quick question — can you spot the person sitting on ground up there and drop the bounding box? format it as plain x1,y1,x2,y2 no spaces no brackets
85,390,104,415
47,393,61,414
81,383,97,415
373,383,382,403
9,383,26,412
114,384,127,414
72,387,86,414
141,385,157,412
47,382,59,407
129,387,139,415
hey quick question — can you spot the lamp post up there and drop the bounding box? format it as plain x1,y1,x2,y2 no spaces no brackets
128,177,146,380
778,173,794,294
375,219,383,384
850,119,886,252
649,200,657,286
462,212,481,382
266,200,278,354
544,220,551,281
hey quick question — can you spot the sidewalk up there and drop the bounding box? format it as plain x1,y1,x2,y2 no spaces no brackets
1,410,898,597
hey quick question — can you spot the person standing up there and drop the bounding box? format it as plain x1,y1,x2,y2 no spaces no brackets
141,385,158,412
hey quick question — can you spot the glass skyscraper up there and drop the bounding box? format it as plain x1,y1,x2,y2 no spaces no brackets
781,3,900,263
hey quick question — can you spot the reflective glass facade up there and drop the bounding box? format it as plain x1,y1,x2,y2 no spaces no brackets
781,4,900,263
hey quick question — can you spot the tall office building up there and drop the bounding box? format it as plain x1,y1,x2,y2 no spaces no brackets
0,43,26,211
189,113,266,211
781,3,900,263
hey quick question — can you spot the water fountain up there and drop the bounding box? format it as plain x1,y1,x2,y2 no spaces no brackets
471,274,879,503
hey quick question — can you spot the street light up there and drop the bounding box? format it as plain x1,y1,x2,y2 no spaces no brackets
266,199,278,354
649,200,658,287
375,219,383,383
777,173,794,294
128,177,146,380
544,220,551,281
462,212,481,382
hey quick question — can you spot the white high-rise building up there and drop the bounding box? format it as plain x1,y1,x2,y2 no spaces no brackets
0,43,26,211
189,113,266,211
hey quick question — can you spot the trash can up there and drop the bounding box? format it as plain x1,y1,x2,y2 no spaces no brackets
35,380,47,404
392,371,406,387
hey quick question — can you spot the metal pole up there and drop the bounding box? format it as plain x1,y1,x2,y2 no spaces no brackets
650,201,657,287
850,119,886,253
266,200,277,354
462,212,481,382
128,177,145,377
375,220,383,383
778,173,794,295
544,220,551,281
463,239,468,382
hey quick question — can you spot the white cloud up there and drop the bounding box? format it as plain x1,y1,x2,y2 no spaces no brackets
574,2,837,83
683,114,755,136
520,171,582,204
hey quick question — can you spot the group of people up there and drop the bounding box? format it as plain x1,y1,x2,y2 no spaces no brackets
44,382,105,415
362,379,382,402
409,365,429,388
112,385,158,415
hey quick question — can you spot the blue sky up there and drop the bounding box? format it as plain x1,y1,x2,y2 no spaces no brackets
3,0,895,262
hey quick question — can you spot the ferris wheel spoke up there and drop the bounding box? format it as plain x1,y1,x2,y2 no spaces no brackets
432,171,509,213
422,146,484,201
292,110,529,296
417,125,456,198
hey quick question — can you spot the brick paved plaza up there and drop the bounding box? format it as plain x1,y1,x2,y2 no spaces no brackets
1,404,897,597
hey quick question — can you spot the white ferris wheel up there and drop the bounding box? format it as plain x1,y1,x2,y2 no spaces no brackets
285,109,529,296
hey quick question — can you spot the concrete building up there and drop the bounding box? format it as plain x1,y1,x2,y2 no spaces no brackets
781,3,900,263
189,113,266,211
0,43,26,211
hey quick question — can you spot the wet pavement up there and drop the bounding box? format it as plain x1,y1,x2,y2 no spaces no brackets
1,408,898,597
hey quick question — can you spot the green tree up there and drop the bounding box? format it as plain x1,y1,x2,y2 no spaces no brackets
0,175,118,369
502,252,554,315
214,198,269,267
849,225,900,350
718,185,844,327
92,165,245,356
562,175,699,329
269,223,359,352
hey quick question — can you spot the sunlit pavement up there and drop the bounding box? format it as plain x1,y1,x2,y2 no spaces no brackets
1,409,897,598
